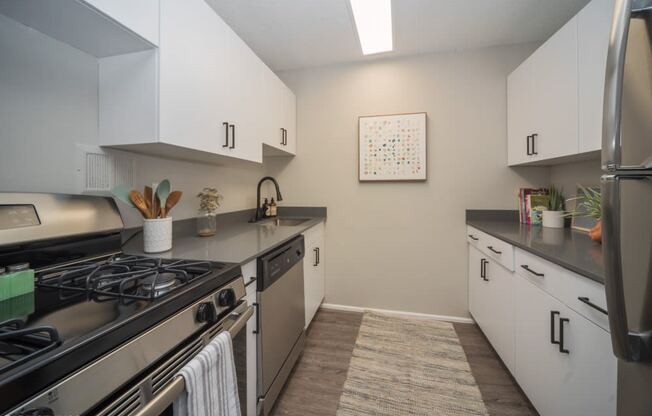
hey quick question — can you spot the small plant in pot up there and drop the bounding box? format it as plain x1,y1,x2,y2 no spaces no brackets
565,185,602,243
542,185,565,228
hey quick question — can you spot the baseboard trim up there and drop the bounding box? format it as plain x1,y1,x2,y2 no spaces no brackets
320,303,474,324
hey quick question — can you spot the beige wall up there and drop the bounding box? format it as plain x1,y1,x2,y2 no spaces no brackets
268,44,549,318
550,159,602,202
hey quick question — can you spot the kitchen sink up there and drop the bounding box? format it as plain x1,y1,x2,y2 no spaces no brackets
257,218,311,227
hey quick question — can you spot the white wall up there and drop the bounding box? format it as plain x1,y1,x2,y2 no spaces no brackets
268,44,549,318
550,159,602,201
0,15,266,227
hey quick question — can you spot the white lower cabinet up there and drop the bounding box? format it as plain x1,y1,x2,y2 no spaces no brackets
303,222,325,328
468,246,514,372
242,260,258,416
468,240,616,416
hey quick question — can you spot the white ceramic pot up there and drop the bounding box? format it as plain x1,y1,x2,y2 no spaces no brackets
542,210,564,229
143,217,173,253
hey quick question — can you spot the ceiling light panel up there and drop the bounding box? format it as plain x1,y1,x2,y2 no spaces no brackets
349,0,393,55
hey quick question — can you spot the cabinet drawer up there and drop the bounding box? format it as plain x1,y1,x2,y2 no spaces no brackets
481,233,514,271
466,226,514,271
564,272,609,332
466,226,482,248
515,248,566,302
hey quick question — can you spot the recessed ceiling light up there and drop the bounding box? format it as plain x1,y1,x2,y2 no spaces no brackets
349,0,393,56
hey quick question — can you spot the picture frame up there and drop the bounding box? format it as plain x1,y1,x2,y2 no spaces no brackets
358,112,427,182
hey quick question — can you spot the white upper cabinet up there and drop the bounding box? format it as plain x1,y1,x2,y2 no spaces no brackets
578,0,615,153
507,17,578,165
98,0,296,165
531,17,579,161
508,0,613,166
263,76,297,157
83,0,159,46
507,56,534,166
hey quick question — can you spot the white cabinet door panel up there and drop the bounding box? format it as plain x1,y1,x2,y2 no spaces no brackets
507,57,534,166
483,260,515,372
303,222,325,328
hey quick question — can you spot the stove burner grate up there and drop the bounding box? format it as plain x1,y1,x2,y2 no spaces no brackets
36,255,217,300
0,319,61,375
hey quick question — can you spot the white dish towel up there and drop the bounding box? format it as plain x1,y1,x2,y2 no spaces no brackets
173,331,241,416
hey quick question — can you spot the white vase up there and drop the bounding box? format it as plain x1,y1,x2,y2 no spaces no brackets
542,210,564,229
143,217,173,253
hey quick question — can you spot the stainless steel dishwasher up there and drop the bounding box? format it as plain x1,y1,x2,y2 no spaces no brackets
256,236,306,415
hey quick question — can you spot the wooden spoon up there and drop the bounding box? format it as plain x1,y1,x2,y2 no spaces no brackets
164,191,183,217
144,186,154,218
129,191,151,219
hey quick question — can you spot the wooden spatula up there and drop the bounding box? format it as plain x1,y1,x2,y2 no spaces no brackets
163,191,182,217
129,191,151,219
144,186,154,218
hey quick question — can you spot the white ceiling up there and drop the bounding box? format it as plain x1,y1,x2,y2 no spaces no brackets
207,0,591,71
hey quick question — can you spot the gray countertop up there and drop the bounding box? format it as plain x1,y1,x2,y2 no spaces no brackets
123,207,326,265
466,210,604,284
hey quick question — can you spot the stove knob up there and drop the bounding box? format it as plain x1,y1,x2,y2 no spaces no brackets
217,288,236,307
196,302,217,324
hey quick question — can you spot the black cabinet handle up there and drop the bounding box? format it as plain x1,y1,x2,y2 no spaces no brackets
578,297,608,315
559,317,570,354
487,246,502,255
550,310,560,345
314,247,320,266
223,122,229,148
284,128,288,145
480,259,489,281
526,135,532,155
468,234,479,241
281,128,285,145
532,133,538,155
229,124,235,149
521,264,544,277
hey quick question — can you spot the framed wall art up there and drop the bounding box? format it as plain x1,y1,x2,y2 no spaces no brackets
358,112,427,182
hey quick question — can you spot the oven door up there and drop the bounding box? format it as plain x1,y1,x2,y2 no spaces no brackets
93,302,253,416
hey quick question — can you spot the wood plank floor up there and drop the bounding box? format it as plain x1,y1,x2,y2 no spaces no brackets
270,309,537,416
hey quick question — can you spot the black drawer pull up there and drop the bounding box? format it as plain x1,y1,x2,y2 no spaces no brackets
229,124,235,149
468,234,479,241
521,264,544,277
245,276,257,288
559,317,570,354
222,122,229,148
252,302,260,334
526,135,532,155
550,310,560,345
577,297,608,315
487,246,502,255
314,247,320,266
532,133,539,155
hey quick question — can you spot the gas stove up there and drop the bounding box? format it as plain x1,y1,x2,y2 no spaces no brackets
0,193,244,415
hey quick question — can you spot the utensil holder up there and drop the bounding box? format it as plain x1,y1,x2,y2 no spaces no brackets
143,217,173,253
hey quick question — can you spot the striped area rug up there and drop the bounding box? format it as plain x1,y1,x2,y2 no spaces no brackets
336,312,489,416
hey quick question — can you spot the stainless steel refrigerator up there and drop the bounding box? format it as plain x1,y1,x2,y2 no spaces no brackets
602,0,652,414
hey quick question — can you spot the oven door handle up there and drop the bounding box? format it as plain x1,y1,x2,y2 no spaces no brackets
132,306,254,416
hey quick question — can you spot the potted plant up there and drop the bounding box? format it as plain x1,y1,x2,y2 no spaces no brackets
196,188,222,237
565,185,602,243
542,185,565,228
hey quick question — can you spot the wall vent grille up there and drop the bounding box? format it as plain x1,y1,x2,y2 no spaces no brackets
76,144,136,194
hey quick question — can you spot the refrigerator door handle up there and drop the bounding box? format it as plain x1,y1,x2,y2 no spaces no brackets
602,175,652,362
602,0,632,171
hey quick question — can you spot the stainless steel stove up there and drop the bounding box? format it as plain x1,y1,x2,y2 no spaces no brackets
0,193,251,416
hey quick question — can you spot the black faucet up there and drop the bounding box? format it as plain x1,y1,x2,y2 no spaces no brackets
253,176,283,222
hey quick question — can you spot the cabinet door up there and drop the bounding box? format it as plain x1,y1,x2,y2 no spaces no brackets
468,246,490,329
83,0,159,46
303,223,325,328
245,284,258,416
483,259,515,372
283,86,297,155
514,275,567,416
531,16,579,160
578,0,614,153
507,57,534,166
557,307,617,416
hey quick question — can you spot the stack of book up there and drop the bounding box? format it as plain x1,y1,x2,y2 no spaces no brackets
518,188,549,225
